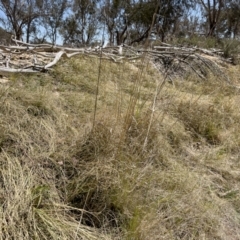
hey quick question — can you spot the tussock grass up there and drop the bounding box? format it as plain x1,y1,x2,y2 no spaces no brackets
0,54,240,239
0,154,109,240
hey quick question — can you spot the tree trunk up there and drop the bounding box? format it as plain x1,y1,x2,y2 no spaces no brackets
208,22,216,37
26,22,31,43
116,25,128,45
130,26,151,45
15,29,23,41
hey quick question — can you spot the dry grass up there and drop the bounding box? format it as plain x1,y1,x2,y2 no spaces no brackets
0,54,239,239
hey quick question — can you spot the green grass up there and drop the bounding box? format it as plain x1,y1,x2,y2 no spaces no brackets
0,54,240,239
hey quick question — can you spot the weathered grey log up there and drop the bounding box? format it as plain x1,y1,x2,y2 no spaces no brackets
0,67,39,74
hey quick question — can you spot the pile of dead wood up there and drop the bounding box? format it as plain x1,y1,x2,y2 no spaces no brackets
0,36,237,83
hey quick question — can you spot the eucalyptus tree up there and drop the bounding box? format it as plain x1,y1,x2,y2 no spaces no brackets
0,0,44,42
225,0,240,38
60,17,81,46
44,0,69,44
127,0,192,43
60,0,99,46
73,0,99,44
100,0,137,45
197,0,225,37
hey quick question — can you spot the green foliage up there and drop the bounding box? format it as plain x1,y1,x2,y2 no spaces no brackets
31,185,50,208
177,35,219,49
221,39,240,64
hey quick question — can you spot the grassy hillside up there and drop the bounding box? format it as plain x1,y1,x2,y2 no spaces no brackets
0,54,240,239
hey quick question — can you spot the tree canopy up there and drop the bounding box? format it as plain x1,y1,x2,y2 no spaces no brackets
0,0,239,45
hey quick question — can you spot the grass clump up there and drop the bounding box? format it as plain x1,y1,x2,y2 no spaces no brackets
175,35,220,49
0,52,240,239
0,154,107,240
221,39,240,64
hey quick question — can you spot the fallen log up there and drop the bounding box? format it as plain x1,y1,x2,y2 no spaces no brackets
0,67,39,74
